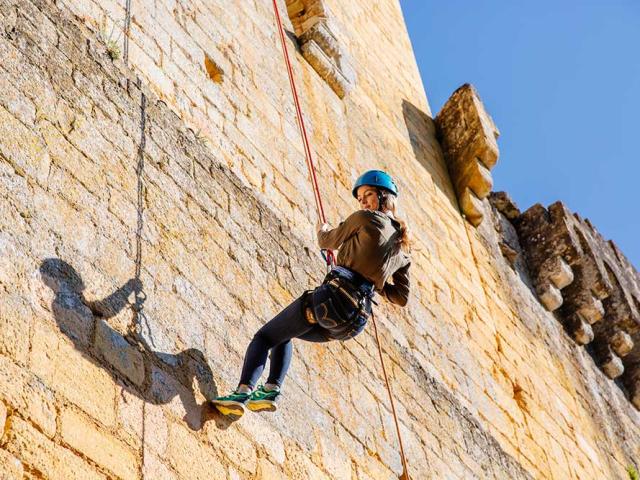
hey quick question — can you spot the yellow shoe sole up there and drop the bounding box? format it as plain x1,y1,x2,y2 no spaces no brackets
247,400,277,413
212,400,246,417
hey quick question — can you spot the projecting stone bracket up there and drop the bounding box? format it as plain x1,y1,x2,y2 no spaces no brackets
285,0,355,98
435,84,500,227
505,198,640,407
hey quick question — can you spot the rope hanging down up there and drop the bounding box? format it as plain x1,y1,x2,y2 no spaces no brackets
271,0,334,269
270,2,410,478
372,311,411,480
123,0,132,65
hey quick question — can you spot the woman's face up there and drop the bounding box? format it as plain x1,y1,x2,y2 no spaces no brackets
356,185,379,211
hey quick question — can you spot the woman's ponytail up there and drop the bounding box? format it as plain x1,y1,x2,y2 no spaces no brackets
380,192,411,252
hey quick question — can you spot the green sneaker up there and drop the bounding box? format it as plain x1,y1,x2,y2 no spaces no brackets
211,390,251,417
247,385,280,412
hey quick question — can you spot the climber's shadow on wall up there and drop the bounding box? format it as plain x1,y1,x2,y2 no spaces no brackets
39,258,238,431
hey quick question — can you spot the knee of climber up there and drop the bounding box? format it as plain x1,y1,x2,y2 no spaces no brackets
252,330,278,350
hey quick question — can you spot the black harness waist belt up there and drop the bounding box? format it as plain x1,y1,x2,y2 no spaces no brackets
324,266,374,297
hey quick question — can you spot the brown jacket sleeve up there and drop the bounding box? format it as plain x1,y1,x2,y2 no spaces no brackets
382,262,410,306
317,210,368,250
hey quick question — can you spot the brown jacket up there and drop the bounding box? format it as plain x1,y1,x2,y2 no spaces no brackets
317,210,411,306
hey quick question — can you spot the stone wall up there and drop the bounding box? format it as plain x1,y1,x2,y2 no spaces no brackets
0,0,638,479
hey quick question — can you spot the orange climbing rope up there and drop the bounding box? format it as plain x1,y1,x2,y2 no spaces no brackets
372,310,411,479
270,2,410,478
270,0,335,269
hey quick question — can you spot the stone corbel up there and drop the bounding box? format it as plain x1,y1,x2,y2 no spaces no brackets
435,84,500,227
285,0,355,98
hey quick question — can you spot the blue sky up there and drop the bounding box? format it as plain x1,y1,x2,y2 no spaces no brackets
400,1,640,268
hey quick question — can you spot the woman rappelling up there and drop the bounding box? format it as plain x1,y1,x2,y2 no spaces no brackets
211,170,411,416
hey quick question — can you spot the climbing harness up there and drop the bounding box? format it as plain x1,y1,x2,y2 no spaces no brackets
270,3,410,478
310,266,374,340
270,0,334,272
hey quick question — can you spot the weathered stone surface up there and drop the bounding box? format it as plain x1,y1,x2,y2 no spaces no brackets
30,322,117,427
166,421,226,480
489,191,521,220
0,0,638,479
514,201,640,399
142,450,177,480
0,401,7,438
286,1,355,98
611,329,634,357
0,449,24,480
60,408,139,480
95,318,145,386
3,416,105,480
0,355,57,438
460,186,485,227
300,38,352,98
435,84,500,226
538,282,564,311
542,255,574,290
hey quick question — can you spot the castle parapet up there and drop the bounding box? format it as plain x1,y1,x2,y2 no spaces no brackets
509,199,640,407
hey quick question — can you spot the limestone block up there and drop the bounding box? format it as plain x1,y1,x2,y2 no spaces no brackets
0,296,31,364
0,449,24,480
299,20,341,61
166,421,226,480
610,329,634,357
60,408,139,480
30,322,117,427
489,191,521,220
600,352,625,379
565,314,594,346
0,401,6,438
286,0,330,36
255,458,285,480
0,102,52,185
540,255,574,290
0,355,57,438
204,421,258,474
458,157,493,199
537,282,563,312
95,319,145,386
499,241,519,266
3,416,105,480
435,84,500,226
243,414,286,465
143,404,169,455
630,377,640,410
576,296,605,325
317,431,352,479
286,0,306,18
458,187,485,227
590,333,628,380
142,451,177,480
285,1,355,98
300,40,351,98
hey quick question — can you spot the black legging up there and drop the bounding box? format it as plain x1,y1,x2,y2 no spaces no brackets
238,292,330,388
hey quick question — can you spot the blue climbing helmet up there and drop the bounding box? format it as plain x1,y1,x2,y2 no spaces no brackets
352,170,399,198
